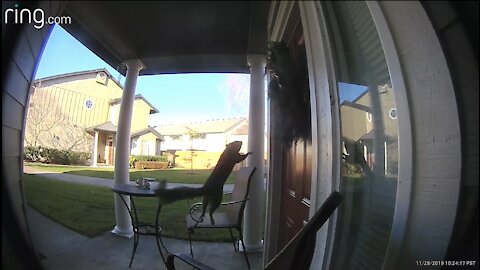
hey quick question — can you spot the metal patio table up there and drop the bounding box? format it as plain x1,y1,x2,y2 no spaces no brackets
112,181,169,268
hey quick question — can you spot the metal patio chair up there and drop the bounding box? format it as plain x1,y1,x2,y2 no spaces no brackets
185,166,257,269
166,191,343,270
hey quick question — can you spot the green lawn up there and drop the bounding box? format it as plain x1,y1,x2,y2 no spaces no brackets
24,162,235,184
24,174,236,242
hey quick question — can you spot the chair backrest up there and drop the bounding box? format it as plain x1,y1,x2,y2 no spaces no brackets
265,191,343,270
224,167,256,226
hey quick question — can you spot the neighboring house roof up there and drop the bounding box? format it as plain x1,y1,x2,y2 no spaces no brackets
155,124,193,136
109,94,159,114
359,129,395,142
339,88,369,107
341,100,372,113
85,122,162,139
187,118,246,134
34,68,123,89
351,88,369,104
231,123,248,135
34,69,159,114
85,121,118,134
155,118,247,136
131,126,164,140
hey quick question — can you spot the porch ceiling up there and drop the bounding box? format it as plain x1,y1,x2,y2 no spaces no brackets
60,1,270,76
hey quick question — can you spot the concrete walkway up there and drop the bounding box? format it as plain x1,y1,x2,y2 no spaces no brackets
27,207,262,270
24,166,261,270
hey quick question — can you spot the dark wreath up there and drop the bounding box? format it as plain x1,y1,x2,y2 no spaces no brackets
267,41,311,146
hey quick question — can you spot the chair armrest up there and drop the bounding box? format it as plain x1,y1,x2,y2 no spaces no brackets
189,202,203,210
190,199,248,209
220,198,248,206
166,253,216,270
188,202,204,222
188,199,248,222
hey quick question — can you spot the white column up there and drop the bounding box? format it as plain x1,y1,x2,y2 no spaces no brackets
111,60,144,238
243,54,266,252
92,130,99,167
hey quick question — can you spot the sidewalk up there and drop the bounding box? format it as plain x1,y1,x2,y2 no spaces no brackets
24,166,261,270
23,166,234,192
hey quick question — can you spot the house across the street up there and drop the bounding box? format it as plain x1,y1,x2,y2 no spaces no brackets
155,118,251,169
25,69,162,166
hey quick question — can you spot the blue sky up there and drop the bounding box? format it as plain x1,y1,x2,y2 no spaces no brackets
338,82,368,103
35,24,251,126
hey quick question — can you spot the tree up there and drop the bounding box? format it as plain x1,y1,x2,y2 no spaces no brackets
219,74,250,117
183,130,199,171
24,86,93,153
25,88,65,148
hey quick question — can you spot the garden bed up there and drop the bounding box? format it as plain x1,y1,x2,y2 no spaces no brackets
134,161,169,170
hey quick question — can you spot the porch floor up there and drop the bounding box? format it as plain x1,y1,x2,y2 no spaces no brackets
27,207,263,270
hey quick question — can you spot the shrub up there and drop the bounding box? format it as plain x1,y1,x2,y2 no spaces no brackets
68,151,91,165
24,146,90,165
24,146,45,162
129,156,137,168
341,160,363,176
129,155,168,168
134,161,169,170
133,155,168,162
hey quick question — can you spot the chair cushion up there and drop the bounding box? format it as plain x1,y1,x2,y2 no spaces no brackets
186,212,237,229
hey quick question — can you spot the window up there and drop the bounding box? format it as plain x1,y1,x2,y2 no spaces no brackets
324,1,399,269
141,140,152,155
191,133,206,140
389,108,397,119
84,98,94,110
170,135,181,140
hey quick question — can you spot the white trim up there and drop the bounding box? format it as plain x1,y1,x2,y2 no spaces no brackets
299,2,340,269
92,131,99,167
263,1,296,264
384,141,389,174
244,54,267,252
388,108,398,120
367,3,414,269
263,74,283,265
269,1,294,42
84,98,94,110
267,1,279,38
111,224,134,239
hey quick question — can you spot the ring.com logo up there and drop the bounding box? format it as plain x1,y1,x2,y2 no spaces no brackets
3,4,71,29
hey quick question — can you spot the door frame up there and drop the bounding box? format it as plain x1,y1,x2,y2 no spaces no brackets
266,1,422,268
297,2,416,269
106,137,114,165
263,1,295,264
298,2,340,268
264,1,339,266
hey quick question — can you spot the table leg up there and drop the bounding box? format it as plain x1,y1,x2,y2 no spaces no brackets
116,194,138,268
155,200,168,264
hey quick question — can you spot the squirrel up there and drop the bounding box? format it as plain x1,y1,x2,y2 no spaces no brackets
154,141,252,224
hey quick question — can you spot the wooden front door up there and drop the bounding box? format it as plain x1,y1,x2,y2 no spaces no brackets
277,4,312,251
106,140,113,165
278,140,312,249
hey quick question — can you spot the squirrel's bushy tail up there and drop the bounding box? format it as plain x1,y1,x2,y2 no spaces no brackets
154,186,204,204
